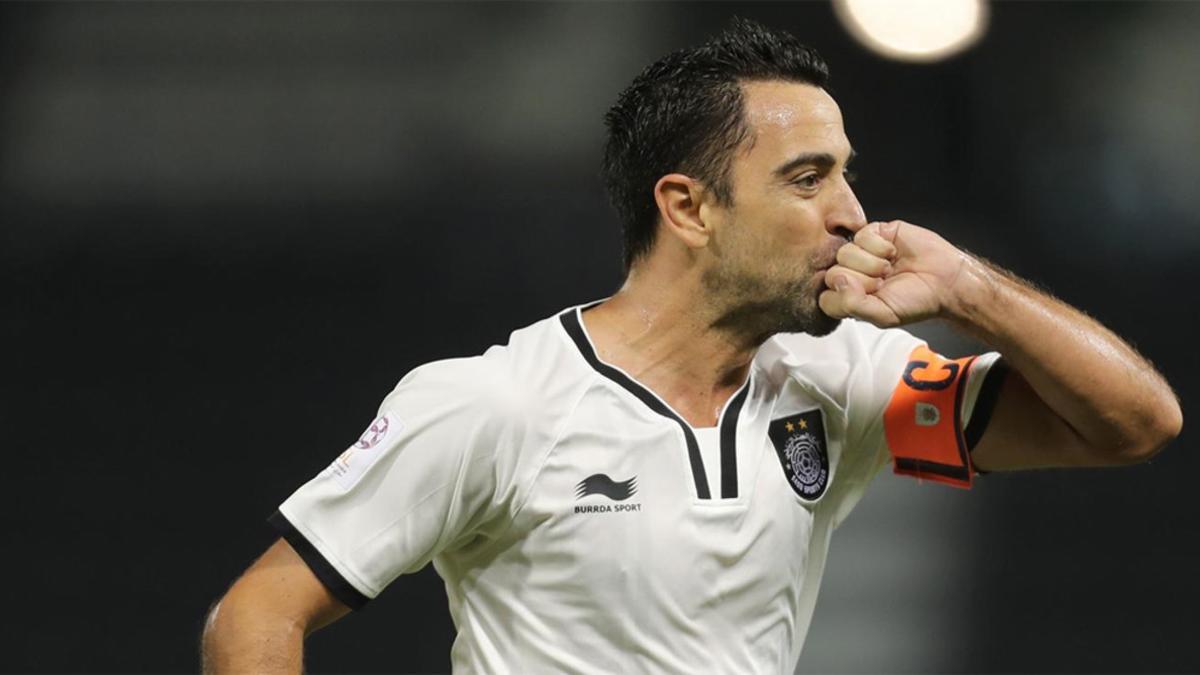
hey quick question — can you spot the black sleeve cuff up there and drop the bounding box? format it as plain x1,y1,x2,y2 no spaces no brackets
964,357,1009,474
268,510,371,611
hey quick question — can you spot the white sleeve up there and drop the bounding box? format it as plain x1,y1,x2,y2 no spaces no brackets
268,357,521,609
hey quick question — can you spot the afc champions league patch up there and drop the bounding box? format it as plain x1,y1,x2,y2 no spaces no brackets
328,413,401,492
768,409,830,501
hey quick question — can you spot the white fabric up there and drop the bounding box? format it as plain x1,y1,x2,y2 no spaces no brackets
276,304,999,673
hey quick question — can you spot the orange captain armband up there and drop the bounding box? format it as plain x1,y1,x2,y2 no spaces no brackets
884,345,979,489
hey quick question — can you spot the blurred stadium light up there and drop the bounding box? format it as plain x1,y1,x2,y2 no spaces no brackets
833,0,989,62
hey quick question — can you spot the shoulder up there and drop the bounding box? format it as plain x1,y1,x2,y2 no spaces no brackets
757,319,923,381
753,319,927,435
382,308,593,433
373,309,595,504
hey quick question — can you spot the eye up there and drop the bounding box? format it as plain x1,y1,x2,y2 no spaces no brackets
843,169,858,184
791,174,821,190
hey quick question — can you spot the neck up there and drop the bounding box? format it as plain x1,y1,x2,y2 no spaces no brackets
581,265,764,428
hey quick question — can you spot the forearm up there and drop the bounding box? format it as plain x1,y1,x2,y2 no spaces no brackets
201,596,305,675
945,254,1181,460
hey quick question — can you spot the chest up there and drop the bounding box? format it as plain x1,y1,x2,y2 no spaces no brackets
511,376,851,617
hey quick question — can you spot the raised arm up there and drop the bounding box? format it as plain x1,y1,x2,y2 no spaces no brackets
941,254,1180,469
201,538,351,674
821,219,1182,470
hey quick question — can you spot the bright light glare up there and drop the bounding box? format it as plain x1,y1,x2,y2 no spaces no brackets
833,0,989,63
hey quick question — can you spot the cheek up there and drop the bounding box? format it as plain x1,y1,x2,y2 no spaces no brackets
784,211,827,248
753,198,824,249
724,197,822,266
771,223,826,270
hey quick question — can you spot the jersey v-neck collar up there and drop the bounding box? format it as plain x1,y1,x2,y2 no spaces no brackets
558,304,751,501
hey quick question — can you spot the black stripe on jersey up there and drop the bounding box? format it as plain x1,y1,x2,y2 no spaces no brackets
964,358,1009,452
564,306,764,501
560,308,711,499
268,510,370,611
720,384,750,499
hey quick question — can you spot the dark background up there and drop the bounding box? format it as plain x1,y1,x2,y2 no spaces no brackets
3,2,1198,673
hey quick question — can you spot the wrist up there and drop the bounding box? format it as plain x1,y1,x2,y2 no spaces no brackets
940,252,1004,328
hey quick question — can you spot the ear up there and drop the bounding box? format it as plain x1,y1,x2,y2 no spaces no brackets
652,173,711,251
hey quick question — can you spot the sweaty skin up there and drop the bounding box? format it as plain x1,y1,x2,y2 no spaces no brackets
203,77,1182,675
820,219,1181,468
586,82,865,427
587,80,1180,466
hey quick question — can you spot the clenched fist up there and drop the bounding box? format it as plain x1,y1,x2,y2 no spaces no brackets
818,220,981,327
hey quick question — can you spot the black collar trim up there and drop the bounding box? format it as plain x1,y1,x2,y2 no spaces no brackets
559,305,750,500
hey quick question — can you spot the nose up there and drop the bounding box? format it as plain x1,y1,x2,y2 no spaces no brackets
825,179,867,241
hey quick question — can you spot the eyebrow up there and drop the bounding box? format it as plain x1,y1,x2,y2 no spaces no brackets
773,149,857,178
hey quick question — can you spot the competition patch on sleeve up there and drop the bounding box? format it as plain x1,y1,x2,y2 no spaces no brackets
328,413,401,491
884,345,978,489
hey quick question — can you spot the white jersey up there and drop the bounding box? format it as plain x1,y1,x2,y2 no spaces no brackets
271,302,1001,673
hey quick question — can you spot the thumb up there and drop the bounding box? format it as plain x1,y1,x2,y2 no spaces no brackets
879,220,902,244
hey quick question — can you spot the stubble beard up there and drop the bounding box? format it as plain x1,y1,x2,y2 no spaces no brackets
704,250,842,345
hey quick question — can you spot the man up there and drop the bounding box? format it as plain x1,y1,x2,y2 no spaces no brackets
201,19,1181,673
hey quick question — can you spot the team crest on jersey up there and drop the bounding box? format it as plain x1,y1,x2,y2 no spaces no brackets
768,409,829,501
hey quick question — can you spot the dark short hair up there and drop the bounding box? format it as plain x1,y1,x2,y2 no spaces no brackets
602,18,830,271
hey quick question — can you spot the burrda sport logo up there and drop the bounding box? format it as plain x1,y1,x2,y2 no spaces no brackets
574,474,643,514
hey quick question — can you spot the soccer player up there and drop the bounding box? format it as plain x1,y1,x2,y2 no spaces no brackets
201,19,1181,674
